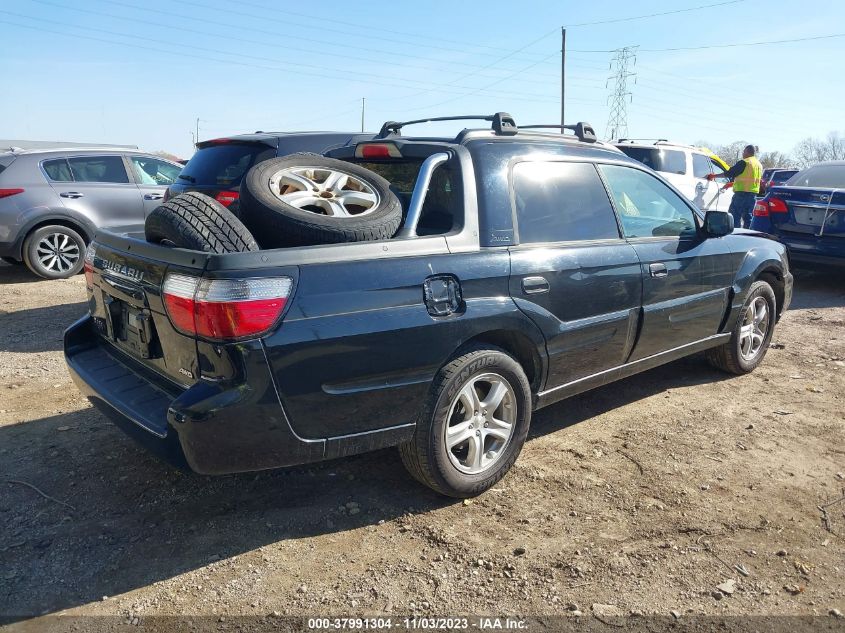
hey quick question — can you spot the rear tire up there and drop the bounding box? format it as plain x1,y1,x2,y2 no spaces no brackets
239,153,402,247
145,192,259,253
705,280,777,374
22,225,86,279
399,346,532,498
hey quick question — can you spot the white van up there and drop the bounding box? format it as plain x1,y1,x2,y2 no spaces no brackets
614,140,734,213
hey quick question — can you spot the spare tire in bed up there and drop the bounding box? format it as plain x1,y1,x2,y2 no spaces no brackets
239,153,402,247
145,192,259,253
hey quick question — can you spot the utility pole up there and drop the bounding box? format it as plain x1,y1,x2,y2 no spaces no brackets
560,28,566,130
605,46,637,140
195,117,200,144
361,98,365,133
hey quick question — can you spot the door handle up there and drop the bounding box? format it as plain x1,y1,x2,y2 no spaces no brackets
522,276,549,294
649,263,668,278
143,193,164,200
60,191,84,199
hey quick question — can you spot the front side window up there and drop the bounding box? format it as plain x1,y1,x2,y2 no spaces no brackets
130,156,181,186
599,164,698,239
513,161,620,244
42,158,73,182
67,156,129,183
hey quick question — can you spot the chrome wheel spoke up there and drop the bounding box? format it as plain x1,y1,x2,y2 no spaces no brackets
446,421,474,450
338,190,378,208
322,170,348,193
458,382,481,414
318,199,350,217
485,417,512,442
481,379,509,412
465,433,484,471
280,190,321,208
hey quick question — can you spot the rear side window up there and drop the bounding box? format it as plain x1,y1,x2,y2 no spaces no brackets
617,147,687,175
179,144,276,187
68,156,129,183
692,153,712,178
787,165,845,188
512,161,620,244
43,158,73,182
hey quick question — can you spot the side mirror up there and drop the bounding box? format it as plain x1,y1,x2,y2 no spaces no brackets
704,210,734,237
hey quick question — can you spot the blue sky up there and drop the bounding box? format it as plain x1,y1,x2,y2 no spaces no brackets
0,0,842,158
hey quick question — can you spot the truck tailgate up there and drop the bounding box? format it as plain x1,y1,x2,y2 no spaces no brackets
87,232,207,387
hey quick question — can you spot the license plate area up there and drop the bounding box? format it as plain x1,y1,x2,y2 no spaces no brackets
793,206,826,227
102,293,160,360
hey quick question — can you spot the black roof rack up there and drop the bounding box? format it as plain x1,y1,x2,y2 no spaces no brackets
377,112,517,138
520,122,597,144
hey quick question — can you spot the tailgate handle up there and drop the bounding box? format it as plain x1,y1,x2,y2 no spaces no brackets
101,275,144,301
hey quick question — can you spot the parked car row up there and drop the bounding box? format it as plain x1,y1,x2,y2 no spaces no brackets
0,149,182,278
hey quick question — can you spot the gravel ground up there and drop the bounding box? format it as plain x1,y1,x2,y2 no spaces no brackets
0,261,843,627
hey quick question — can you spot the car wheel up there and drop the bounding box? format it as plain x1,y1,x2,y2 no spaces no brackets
145,192,259,253
239,153,403,248
399,346,532,498
705,280,777,375
22,225,86,279
1,256,23,266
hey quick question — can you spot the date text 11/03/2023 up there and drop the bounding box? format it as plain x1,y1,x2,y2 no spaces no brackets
307,617,528,629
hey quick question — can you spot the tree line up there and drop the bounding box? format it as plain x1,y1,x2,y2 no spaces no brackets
697,131,845,169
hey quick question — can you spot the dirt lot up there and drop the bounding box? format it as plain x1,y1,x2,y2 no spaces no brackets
1,260,843,626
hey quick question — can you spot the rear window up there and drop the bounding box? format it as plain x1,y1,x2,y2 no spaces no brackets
771,170,797,182
179,143,276,187
787,164,845,188
617,147,687,175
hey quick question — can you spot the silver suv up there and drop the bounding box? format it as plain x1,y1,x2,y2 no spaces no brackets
0,148,182,278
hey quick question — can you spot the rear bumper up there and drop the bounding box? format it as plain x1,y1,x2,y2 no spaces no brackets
64,316,325,474
778,234,845,268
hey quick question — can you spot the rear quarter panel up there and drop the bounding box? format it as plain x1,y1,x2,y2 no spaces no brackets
264,249,545,440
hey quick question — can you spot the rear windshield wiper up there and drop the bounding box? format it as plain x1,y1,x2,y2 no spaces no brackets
178,174,196,182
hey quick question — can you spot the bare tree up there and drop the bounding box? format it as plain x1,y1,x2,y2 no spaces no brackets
715,140,749,166
792,131,845,168
759,151,793,169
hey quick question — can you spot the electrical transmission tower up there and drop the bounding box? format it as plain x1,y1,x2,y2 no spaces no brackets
605,46,638,140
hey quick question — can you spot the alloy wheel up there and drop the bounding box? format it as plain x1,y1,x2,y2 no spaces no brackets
268,166,380,217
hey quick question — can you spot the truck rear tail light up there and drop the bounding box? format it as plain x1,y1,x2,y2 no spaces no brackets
162,273,293,341
83,243,96,289
354,143,402,159
215,190,240,207
0,188,24,199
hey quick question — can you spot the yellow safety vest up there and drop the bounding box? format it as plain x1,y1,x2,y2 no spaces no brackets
733,155,762,193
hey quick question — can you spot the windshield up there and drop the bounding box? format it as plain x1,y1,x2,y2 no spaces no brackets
179,143,276,187
786,164,845,188
617,147,686,175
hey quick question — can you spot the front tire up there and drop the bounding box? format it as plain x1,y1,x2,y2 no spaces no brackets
399,346,532,498
706,280,777,374
22,225,86,279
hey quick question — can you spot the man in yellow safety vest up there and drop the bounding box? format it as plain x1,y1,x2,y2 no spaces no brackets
707,144,762,228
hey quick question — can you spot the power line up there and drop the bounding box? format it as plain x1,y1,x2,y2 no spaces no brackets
573,32,845,53
0,13,565,105
605,47,638,140
27,0,563,82
564,0,746,28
